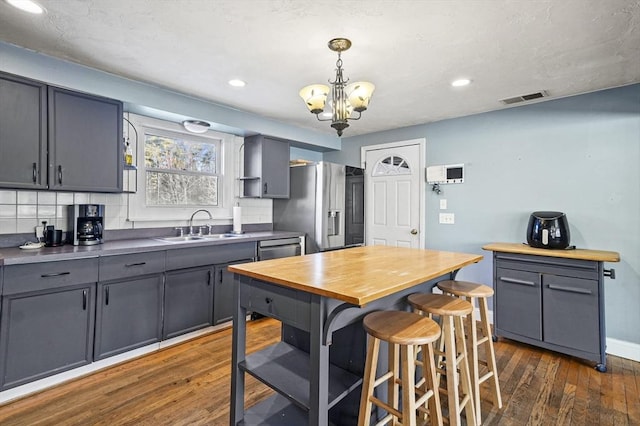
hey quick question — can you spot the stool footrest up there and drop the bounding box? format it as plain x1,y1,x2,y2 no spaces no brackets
479,370,495,384
477,336,490,345
373,370,394,388
369,395,402,420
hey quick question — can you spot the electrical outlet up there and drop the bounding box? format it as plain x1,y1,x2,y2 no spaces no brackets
35,225,44,240
439,213,455,224
440,199,447,210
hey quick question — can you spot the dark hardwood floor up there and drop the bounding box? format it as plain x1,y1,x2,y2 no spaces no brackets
0,318,637,425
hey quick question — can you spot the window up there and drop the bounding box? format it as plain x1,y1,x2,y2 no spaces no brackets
144,131,220,206
372,155,411,176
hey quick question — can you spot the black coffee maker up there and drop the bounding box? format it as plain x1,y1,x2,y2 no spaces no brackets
68,204,104,246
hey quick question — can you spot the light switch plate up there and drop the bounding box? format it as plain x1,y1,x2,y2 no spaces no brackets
439,213,455,224
440,199,447,210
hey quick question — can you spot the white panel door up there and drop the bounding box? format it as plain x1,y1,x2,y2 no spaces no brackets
364,141,424,248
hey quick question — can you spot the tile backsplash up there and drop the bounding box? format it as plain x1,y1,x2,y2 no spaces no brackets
0,190,129,235
0,189,272,236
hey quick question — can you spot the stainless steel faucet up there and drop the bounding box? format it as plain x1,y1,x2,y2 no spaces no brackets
189,209,213,235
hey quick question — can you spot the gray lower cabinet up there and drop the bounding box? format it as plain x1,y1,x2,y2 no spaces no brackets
0,258,99,390
163,242,256,338
163,266,214,339
48,86,123,192
0,71,47,189
493,252,606,370
214,260,253,325
95,251,165,360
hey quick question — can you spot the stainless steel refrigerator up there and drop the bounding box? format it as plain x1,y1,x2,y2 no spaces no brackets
273,162,364,254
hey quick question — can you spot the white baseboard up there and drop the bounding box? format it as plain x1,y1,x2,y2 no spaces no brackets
481,308,640,363
0,321,234,405
606,338,640,362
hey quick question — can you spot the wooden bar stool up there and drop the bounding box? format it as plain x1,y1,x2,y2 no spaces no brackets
437,280,502,425
407,294,477,426
358,310,443,426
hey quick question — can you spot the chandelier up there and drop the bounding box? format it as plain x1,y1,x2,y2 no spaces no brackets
299,38,375,137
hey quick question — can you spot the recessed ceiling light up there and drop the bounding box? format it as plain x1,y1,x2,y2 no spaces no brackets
5,0,45,14
228,79,246,87
451,79,471,87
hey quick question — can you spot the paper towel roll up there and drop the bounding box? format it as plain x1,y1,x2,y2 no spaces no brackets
233,206,242,233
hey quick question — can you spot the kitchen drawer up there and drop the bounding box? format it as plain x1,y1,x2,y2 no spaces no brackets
99,251,165,282
240,279,311,331
165,242,256,270
495,252,598,280
3,258,99,295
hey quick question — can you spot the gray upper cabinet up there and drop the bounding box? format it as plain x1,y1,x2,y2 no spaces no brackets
243,135,290,198
0,72,47,189
48,87,123,192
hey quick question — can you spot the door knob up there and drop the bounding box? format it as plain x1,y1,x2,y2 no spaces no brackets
410,229,418,235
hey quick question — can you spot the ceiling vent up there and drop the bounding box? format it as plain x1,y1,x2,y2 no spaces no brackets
500,90,548,105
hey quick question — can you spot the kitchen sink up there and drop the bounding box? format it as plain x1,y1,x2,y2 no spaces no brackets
155,235,205,243
156,233,244,243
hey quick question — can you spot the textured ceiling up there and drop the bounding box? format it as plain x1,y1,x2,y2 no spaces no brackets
0,0,638,137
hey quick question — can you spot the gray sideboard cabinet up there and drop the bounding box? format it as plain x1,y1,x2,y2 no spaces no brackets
0,258,99,390
242,135,290,198
48,86,123,192
0,72,48,189
94,251,166,360
483,243,619,372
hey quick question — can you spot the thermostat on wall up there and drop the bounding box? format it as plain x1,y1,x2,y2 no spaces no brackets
426,164,464,184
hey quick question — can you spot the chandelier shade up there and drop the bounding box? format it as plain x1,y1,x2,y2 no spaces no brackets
299,38,375,136
299,84,330,114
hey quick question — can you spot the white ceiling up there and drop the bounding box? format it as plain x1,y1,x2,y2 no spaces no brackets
1,0,638,137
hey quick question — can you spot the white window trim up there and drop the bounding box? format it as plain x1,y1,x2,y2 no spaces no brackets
126,113,240,223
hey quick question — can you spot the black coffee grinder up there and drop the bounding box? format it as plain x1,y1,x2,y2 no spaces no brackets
68,204,104,246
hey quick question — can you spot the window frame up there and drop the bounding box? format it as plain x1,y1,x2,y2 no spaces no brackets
126,113,237,223
143,129,220,207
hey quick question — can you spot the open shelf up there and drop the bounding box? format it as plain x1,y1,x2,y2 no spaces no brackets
239,394,307,426
239,341,362,411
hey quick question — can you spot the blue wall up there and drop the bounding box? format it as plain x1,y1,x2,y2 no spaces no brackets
326,84,640,346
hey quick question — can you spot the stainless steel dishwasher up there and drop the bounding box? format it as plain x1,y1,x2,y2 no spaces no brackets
257,237,302,260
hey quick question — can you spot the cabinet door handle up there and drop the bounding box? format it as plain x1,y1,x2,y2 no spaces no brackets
499,276,536,287
82,289,88,310
32,162,38,183
125,262,146,267
105,286,110,305
263,183,268,194
547,284,592,295
208,270,212,286
219,269,223,282
41,271,71,278
265,297,273,304
57,165,63,185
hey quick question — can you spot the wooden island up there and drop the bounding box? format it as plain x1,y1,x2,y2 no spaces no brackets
229,245,482,425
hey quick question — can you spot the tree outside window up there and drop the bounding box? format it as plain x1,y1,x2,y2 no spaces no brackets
144,133,219,206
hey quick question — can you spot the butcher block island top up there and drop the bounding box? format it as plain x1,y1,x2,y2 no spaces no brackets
228,245,483,306
482,242,620,262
